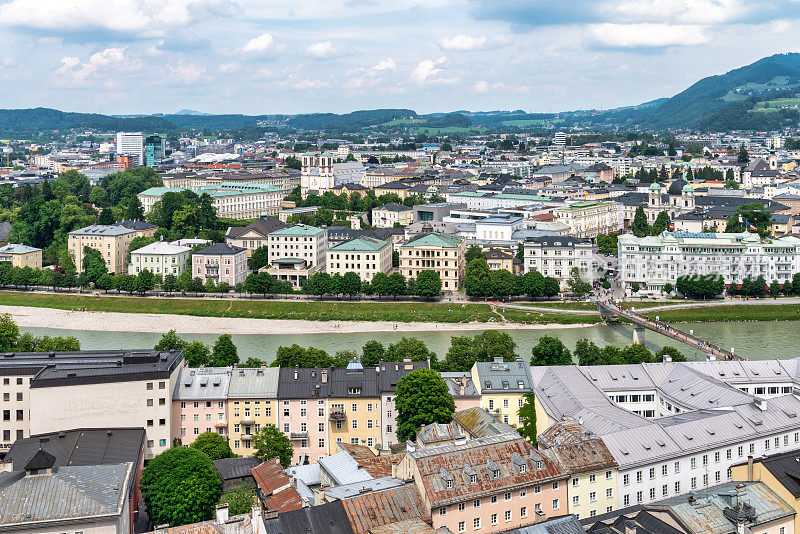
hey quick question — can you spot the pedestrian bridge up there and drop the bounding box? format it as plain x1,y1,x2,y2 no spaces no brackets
597,301,743,361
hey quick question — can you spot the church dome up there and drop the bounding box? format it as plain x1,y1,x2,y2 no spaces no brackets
649,182,662,190
668,179,687,195
682,183,694,192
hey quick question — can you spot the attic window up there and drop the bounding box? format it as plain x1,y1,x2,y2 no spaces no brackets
485,381,491,389
502,381,509,389
348,387,361,395
470,474,477,484
536,461,543,470
518,464,527,474
446,479,454,489
517,380,524,389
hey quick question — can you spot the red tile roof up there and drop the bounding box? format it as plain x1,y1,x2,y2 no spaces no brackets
251,459,303,514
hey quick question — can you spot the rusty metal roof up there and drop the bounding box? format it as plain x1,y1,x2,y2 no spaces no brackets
544,438,617,475
358,454,403,478
341,484,428,534
368,519,446,534
251,459,303,514
409,435,566,507
537,419,591,448
452,407,517,438
418,422,464,444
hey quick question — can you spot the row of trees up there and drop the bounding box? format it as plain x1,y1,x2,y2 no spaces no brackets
154,330,241,367
632,206,670,238
0,313,80,352
463,255,561,299
303,270,442,298
529,336,686,367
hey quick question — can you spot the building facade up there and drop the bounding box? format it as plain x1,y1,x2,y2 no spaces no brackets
553,201,623,238
326,237,393,282
128,241,192,276
265,224,328,289
172,366,231,446
68,224,141,274
191,243,249,286
372,203,414,228
138,182,282,219
0,243,42,269
399,232,466,292
523,236,596,288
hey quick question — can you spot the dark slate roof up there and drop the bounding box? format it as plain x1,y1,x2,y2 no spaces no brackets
24,449,56,471
118,219,158,231
277,360,425,399
213,457,262,481
0,349,185,388
667,180,687,196
194,242,247,255
524,235,591,247
377,360,429,393
751,450,800,498
375,203,412,212
326,227,404,243
262,500,354,534
227,216,287,239
5,428,145,471
505,515,585,534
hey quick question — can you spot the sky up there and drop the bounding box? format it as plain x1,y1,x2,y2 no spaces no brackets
1,0,800,116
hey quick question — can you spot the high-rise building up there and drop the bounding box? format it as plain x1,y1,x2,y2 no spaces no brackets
115,131,144,166
144,134,166,167
554,131,567,147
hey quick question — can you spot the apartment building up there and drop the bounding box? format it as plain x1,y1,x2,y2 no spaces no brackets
225,216,287,257
3,349,185,460
116,131,144,165
192,242,249,286
532,362,800,511
523,236,596,288
396,434,569,533
68,224,141,274
553,201,623,238
618,231,800,296
326,363,384,454
380,359,429,449
326,237,393,282
372,203,414,228
471,358,533,428
265,224,328,289
277,367,331,465
538,421,618,520
172,366,231,446
399,232,466,292
0,243,42,269
128,240,192,276
138,182,282,219
227,367,279,457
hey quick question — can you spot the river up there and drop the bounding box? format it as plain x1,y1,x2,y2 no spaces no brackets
19,320,799,362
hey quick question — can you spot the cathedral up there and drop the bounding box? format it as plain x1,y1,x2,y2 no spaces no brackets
647,179,695,223
300,152,335,198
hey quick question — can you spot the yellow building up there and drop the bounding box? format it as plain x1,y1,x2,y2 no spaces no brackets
0,244,42,269
731,452,800,534
374,181,412,200
553,201,622,238
68,222,157,274
327,396,383,454
538,421,618,520
227,367,279,457
399,232,465,293
326,237,392,282
470,358,533,428
372,203,413,228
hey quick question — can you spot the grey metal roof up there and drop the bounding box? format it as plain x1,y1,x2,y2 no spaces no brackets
579,364,657,391
0,462,132,528
228,367,279,398
262,500,354,534
319,451,373,486
505,515,584,534
324,476,405,500
473,358,533,393
655,365,754,411
214,457,262,481
173,366,232,400
440,372,479,398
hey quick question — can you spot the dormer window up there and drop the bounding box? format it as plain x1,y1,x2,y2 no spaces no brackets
348,387,361,395
536,461,543,470
517,381,524,389
446,479,454,489
502,381,509,390
470,474,477,484
518,464,527,474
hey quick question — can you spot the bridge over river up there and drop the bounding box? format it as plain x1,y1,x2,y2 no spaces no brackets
597,301,744,361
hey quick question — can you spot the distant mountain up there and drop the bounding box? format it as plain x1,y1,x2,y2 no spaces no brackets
174,109,211,116
286,108,416,131
639,53,800,130
0,107,175,136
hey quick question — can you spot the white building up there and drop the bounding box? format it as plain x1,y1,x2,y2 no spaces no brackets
326,236,392,282
138,183,282,219
128,240,192,276
553,201,623,239
115,132,144,166
523,235,596,287
618,231,800,296
265,224,328,289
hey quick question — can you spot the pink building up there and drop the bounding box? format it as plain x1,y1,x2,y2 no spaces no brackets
172,367,231,446
191,243,248,287
442,372,481,412
277,367,329,465
397,435,569,534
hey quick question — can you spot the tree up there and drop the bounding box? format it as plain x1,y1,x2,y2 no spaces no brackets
96,273,115,292
124,196,145,220
738,146,750,164
441,330,517,372
517,393,537,446
140,447,222,527
414,269,441,298
632,206,649,237
211,334,239,366
241,357,265,367
542,277,560,298
220,485,255,516
663,282,674,295
98,207,115,225
190,431,235,460
253,425,293,467
651,211,669,235
342,272,361,297
395,368,455,442
655,346,686,362
0,313,19,351
273,344,333,368
565,267,592,297
489,269,517,298
630,282,640,294
464,258,492,298
530,336,572,366
386,337,437,364
574,339,603,366
114,274,137,294
248,246,270,271
387,272,407,297
770,280,782,297
188,277,204,295
621,343,654,364
361,340,386,367
82,246,107,283
184,341,212,367
163,274,177,293
155,330,187,352
136,269,155,294
465,244,485,263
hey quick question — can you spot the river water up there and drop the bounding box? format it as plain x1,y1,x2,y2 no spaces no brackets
19,320,798,363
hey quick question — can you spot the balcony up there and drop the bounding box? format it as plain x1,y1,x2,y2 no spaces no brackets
214,421,227,428
290,432,309,440
329,411,347,422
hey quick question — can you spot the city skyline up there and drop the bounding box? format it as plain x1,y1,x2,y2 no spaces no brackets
1,0,800,115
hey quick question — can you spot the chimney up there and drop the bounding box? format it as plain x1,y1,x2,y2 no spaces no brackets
687,492,696,505
534,510,546,524
747,455,754,482
624,520,636,534
216,503,229,524
756,399,767,411
663,354,672,362
321,370,327,383
154,525,170,534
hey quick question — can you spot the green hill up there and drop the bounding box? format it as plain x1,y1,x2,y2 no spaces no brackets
639,53,800,129
0,108,176,136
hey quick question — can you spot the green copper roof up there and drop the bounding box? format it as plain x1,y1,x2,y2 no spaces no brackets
330,236,390,252
269,224,325,236
649,182,662,190
401,232,464,248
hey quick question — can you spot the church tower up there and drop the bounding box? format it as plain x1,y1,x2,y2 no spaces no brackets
300,152,315,198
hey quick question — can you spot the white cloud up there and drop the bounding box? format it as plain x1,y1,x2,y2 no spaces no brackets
252,68,273,79
472,80,505,93
242,33,274,53
614,0,746,25
410,56,450,84
219,62,240,72
438,34,487,50
166,62,207,84
0,0,224,38
306,41,337,58
52,47,130,86
371,57,396,71
146,40,164,56
588,23,709,48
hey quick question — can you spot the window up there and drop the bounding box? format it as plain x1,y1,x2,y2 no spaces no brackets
490,514,497,525
439,507,446,516
473,500,480,508
636,491,642,503
674,481,681,493
505,492,511,501
504,511,511,522
674,461,680,473
636,471,642,483
470,474,477,484
319,439,325,448
552,481,558,490
623,495,630,506
623,474,629,486
572,495,579,506
352,420,358,429
552,499,559,510
738,445,744,457
691,458,697,469
714,451,720,463
662,485,668,497
491,495,498,504
702,454,708,466
458,503,466,512
691,477,697,489
606,470,612,480
649,488,655,500
589,474,596,483
458,522,465,533
661,464,668,476
446,480,454,490
520,506,527,518
606,488,612,499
